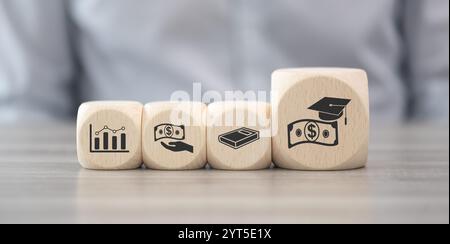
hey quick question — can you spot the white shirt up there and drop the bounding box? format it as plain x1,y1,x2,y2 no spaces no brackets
0,0,448,123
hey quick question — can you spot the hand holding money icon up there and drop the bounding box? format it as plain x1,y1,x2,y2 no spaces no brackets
154,123,194,153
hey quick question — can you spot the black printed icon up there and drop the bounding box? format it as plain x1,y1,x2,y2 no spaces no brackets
89,124,129,153
218,127,260,150
160,141,193,153
304,121,320,142
288,97,351,148
154,124,193,153
308,97,351,125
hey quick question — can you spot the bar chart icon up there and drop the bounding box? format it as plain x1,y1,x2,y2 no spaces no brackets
89,124,129,153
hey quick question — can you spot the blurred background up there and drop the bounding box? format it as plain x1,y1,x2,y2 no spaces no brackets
0,0,448,125
0,0,448,224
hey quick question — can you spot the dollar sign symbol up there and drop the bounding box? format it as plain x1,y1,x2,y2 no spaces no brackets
305,121,319,142
164,125,173,138
308,124,317,138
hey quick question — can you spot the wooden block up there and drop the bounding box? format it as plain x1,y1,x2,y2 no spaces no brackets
271,68,369,170
142,102,207,170
207,101,272,170
76,101,143,170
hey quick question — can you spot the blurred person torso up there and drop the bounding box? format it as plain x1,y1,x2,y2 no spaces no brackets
0,0,448,123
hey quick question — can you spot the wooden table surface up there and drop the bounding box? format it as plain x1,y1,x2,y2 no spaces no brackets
0,123,448,224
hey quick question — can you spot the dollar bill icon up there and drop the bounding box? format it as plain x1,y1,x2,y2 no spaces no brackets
287,119,338,148
154,124,185,141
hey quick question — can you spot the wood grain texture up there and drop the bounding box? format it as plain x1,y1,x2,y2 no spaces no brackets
272,68,369,170
207,101,272,170
142,102,207,170
0,123,448,224
77,101,143,170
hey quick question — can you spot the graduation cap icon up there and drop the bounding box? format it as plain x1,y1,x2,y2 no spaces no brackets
308,97,351,125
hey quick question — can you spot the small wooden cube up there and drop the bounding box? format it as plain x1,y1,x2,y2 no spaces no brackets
76,101,143,170
271,68,369,170
142,102,207,170
207,101,272,170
